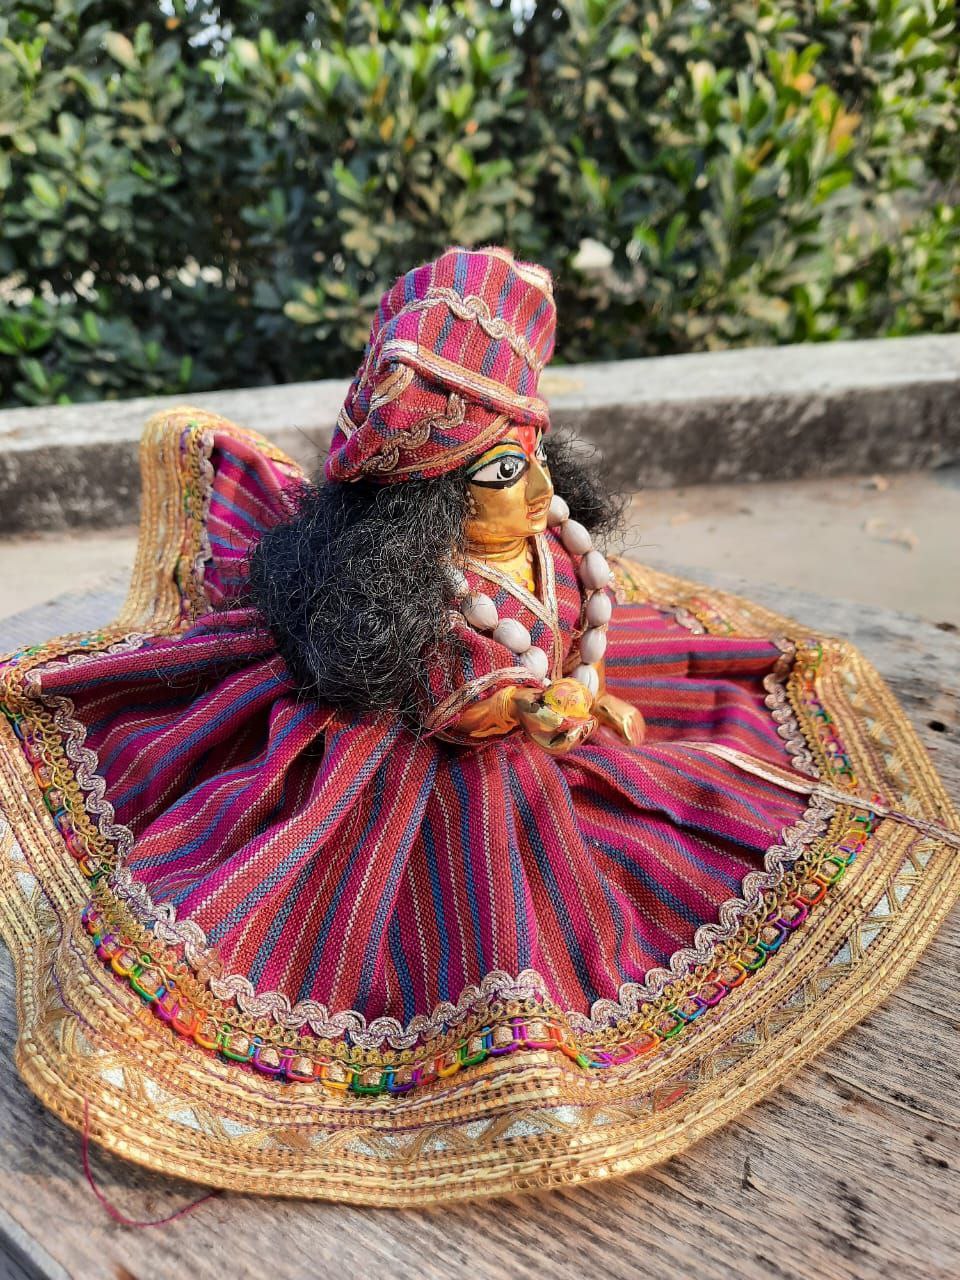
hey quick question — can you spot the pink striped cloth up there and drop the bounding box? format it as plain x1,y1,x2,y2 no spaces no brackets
12,427,812,1022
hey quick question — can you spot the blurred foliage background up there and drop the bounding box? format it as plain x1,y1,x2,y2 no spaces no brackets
0,0,956,406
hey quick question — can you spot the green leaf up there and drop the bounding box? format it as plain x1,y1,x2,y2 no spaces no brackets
102,31,138,71
233,38,259,70
20,357,49,390
446,144,474,183
27,173,61,208
342,223,378,262
283,300,321,325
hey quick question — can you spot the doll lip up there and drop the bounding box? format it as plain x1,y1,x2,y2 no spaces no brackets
527,499,551,521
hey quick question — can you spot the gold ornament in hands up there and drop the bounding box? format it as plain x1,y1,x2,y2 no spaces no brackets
513,679,597,755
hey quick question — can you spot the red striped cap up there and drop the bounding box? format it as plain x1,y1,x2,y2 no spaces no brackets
325,246,556,483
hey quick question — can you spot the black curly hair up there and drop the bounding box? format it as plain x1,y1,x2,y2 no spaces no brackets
247,430,623,722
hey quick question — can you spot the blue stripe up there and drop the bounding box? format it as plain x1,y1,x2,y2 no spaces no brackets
480,273,516,376
247,806,332,984
421,817,451,1000
356,753,438,1006
447,758,486,973
215,443,264,476
606,645,775,668
110,674,281,809
207,723,401,949
496,750,530,966
589,789,746,895
388,912,416,1022
575,742,776,838
525,296,548,340
208,491,266,532
493,269,513,319
134,789,238,878
60,654,250,691
452,251,468,295
168,761,297,909
435,310,455,353
588,852,630,983
590,834,703,930
97,679,270,774
664,749,782,826
290,762,390,998
641,712,780,752
141,706,311,879
509,765,599,1005
208,532,246,555
89,696,191,741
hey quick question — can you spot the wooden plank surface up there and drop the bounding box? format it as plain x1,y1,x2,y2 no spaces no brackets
0,569,957,1280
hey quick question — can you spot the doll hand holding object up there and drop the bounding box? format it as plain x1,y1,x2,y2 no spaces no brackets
593,691,646,747
512,678,597,755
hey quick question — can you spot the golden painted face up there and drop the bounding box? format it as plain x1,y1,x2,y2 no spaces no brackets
464,425,553,550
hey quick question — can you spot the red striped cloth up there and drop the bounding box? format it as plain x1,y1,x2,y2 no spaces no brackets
16,427,812,1023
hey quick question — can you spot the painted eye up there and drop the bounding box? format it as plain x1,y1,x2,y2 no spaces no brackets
469,452,529,487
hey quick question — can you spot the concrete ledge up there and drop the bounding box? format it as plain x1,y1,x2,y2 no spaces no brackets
0,333,957,531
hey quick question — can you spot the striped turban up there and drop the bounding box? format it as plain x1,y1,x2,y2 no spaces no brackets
325,246,557,483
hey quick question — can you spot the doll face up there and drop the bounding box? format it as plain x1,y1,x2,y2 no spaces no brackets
464,425,553,547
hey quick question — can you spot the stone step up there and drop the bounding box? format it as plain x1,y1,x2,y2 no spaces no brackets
0,333,957,532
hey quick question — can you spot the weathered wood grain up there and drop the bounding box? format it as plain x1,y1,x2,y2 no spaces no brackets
0,573,956,1280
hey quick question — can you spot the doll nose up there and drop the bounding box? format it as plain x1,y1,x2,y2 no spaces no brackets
526,457,553,505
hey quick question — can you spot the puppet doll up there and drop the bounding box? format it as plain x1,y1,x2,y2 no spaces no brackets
0,247,956,1205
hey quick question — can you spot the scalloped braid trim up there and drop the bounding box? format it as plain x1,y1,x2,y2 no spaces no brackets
686,741,960,850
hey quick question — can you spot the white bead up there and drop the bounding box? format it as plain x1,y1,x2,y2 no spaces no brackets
579,626,607,664
555,517,593,558
518,646,549,679
447,566,469,598
547,494,570,526
572,663,600,695
579,549,612,590
493,618,532,654
462,593,499,631
585,590,613,626
560,518,593,556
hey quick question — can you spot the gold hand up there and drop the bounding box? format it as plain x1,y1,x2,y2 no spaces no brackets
593,692,645,747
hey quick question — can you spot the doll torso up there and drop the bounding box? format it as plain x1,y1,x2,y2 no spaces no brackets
422,530,587,737
464,531,585,678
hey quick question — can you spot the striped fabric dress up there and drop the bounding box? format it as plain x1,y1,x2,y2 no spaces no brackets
12,423,809,1026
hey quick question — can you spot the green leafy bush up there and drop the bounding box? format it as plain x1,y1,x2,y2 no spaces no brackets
0,0,956,406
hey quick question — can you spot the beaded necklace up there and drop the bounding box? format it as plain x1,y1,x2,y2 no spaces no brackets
449,494,612,693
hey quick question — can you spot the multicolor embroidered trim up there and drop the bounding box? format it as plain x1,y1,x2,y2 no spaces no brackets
794,639,859,786
74,796,872,1095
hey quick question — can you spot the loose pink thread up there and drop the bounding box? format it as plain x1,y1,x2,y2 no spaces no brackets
82,1100,222,1227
